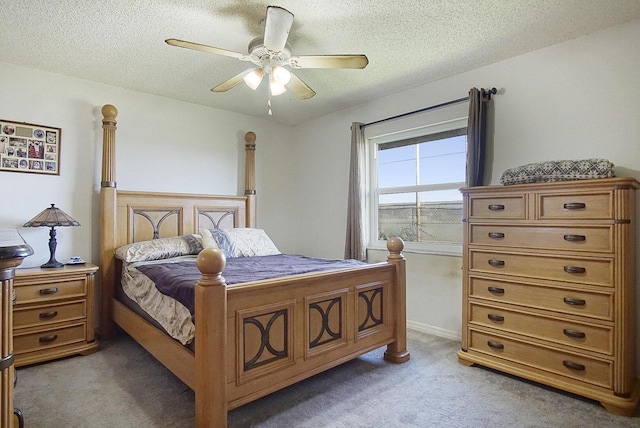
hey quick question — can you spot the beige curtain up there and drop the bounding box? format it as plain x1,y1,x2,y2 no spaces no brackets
344,122,367,261
466,87,492,186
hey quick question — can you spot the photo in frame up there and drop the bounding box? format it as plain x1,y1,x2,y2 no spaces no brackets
0,120,61,175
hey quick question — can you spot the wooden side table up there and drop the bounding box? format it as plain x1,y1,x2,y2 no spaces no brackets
0,229,33,428
13,264,99,367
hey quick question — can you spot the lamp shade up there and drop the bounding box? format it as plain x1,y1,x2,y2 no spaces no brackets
23,204,79,268
23,204,80,228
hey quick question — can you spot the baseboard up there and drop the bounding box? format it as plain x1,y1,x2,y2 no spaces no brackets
407,320,461,341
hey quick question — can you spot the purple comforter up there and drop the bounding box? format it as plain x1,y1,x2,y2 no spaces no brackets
136,254,366,314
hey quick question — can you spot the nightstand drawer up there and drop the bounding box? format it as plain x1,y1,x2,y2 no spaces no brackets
469,250,613,287
469,303,613,355
13,300,86,329
469,277,613,320
469,329,613,389
14,323,86,354
14,278,86,305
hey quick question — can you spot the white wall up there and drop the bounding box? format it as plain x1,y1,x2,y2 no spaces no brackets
287,19,640,340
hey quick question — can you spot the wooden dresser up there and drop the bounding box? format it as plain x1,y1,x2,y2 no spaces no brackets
458,177,639,416
13,264,98,367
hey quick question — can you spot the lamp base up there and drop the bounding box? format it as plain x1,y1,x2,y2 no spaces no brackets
41,260,64,269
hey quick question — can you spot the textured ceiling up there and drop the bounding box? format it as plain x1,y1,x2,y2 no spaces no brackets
2,1,640,125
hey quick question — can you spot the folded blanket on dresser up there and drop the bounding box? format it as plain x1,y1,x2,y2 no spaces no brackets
499,158,615,185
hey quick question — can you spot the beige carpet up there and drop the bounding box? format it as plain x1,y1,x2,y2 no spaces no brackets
14,330,640,427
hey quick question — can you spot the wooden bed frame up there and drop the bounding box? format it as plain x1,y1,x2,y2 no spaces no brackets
98,104,410,426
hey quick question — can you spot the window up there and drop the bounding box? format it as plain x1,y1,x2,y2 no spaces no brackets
367,113,467,255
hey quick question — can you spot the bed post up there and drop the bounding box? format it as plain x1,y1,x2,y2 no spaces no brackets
195,248,228,427
244,131,257,228
99,104,118,337
383,237,410,363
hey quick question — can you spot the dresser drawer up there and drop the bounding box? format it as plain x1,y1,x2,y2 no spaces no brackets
469,224,613,253
14,323,86,354
469,250,613,287
537,191,613,220
14,279,86,305
469,277,613,320
469,303,613,355
13,300,86,329
468,195,525,219
469,329,613,389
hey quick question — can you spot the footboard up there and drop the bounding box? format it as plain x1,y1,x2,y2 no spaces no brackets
194,238,409,427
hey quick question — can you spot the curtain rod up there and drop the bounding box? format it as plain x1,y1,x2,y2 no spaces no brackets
360,87,497,129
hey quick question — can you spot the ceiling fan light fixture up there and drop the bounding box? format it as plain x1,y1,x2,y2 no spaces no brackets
243,68,264,90
271,66,291,86
269,75,286,96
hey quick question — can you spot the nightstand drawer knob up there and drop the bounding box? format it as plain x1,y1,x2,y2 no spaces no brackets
38,335,58,344
488,204,505,211
487,286,505,295
563,266,586,274
487,314,505,322
488,232,505,239
563,297,586,306
39,287,59,296
487,341,504,350
562,360,586,371
39,311,58,320
563,234,586,242
563,202,586,210
563,328,586,339
488,259,505,267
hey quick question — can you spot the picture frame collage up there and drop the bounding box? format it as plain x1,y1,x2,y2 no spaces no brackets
0,119,61,175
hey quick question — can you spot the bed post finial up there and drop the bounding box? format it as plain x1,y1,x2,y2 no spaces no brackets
384,237,410,364
245,131,257,227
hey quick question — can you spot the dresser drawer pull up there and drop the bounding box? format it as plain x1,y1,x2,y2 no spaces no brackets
487,314,505,322
562,360,586,371
488,286,505,295
563,202,586,210
488,232,505,239
563,234,586,242
563,297,586,306
38,334,58,344
563,329,586,339
39,287,59,295
488,259,505,267
487,341,504,350
564,266,586,274
488,204,505,211
39,311,58,320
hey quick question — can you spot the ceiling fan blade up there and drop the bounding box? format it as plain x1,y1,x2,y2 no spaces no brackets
166,38,247,60
287,72,316,99
263,6,294,52
289,54,369,69
211,69,252,92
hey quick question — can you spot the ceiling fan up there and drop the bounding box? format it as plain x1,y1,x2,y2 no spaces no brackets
165,5,369,101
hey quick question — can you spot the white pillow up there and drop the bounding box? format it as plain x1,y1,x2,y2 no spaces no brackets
115,234,202,263
226,228,280,257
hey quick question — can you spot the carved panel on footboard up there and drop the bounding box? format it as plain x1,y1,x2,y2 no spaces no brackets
305,289,349,358
236,301,295,385
356,281,389,340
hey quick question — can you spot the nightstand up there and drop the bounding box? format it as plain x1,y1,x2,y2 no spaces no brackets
13,264,99,367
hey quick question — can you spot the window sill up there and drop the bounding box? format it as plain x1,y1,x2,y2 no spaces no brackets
368,241,462,257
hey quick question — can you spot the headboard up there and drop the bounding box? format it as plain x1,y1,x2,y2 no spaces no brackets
98,104,257,336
